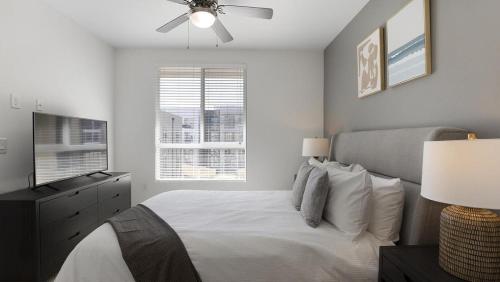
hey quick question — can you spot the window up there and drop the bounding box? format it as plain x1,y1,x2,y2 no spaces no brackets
156,66,246,180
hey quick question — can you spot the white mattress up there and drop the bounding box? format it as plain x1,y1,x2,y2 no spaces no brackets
56,190,392,282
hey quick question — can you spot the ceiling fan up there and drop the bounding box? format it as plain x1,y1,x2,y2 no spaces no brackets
156,0,274,43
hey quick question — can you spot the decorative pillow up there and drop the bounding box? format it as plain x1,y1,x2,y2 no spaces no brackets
309,158,354,171
291,162,314,210
368,176,405,242
323,168,373,238
300,168,329,228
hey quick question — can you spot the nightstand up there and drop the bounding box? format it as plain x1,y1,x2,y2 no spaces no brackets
379,245,466,282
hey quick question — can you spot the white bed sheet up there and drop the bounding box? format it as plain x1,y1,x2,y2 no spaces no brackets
56,190,392,282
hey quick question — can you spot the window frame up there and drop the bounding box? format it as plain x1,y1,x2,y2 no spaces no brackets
155,65,247,182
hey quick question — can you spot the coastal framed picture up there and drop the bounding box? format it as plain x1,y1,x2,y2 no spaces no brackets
386,0,431,87
357,27,385,98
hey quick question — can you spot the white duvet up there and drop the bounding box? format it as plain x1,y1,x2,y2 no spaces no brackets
56,190,391,282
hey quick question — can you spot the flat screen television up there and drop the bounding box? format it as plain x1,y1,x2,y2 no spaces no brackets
33,112,108,187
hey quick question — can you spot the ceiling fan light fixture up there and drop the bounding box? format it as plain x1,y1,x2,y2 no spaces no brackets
190,8,216,29
158,1,274,44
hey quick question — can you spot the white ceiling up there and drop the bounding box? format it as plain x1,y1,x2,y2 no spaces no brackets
41,0,369,50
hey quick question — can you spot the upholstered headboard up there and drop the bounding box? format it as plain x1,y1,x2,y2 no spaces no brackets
330,127,468,245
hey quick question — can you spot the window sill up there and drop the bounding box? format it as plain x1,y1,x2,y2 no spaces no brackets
155,179,247,183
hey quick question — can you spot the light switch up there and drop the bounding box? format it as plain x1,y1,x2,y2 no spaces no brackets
35,99,44,111
0,138,7,154
10,94,21,109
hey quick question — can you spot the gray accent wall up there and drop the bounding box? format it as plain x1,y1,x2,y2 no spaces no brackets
324,0,500,139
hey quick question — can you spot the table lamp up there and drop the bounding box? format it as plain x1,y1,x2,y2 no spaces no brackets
302,138,330,160
421,133,500,281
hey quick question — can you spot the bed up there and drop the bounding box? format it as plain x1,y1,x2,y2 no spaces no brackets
55,127,467,282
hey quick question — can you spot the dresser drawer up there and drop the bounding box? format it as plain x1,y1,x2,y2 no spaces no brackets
98,175,131,202
40,186,98,226
99,192,131,222
40,223,95,281
41,203,98,247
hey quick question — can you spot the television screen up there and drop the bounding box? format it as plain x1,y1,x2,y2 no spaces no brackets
33,113,108,186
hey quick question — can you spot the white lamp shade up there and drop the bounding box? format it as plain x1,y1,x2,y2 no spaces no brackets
302,138,330,157
421,139,500,210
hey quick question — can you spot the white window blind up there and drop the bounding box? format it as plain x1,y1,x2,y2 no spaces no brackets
156,66,246,180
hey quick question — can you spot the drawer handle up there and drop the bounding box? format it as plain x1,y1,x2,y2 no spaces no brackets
68,191,80,198
68,232,81,240
68,211,80,219
112,193,120,199
114,209,121,214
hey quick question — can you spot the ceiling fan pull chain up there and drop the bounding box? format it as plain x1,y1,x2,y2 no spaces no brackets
187,19,191,49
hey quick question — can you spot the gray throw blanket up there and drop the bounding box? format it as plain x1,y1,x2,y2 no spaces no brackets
107,204,202,282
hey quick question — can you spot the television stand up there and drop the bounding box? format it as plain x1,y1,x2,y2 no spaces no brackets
0,172,131,281
86,171,113,177
32,184,59,192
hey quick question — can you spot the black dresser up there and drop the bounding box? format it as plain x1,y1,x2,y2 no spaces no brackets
0,172,131,282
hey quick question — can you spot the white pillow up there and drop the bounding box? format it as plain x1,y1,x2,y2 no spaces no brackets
368,176,405,242
350,163,366,173
323,168,373,239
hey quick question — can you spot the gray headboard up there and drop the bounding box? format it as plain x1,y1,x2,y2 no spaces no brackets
330,127,467,245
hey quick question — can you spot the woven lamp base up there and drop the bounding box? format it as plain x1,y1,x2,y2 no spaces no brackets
439,205,500,282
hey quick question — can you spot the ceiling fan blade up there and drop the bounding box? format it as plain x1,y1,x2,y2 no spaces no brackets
212,18,234,43
156,13,190,33
219,5,273,19
166,0,189,5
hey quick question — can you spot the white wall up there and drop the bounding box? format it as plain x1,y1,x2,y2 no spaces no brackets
0,0,115,193
115,49,324,204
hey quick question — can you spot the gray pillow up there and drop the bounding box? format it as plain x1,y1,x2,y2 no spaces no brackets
291,162,314,210
300,168,329,228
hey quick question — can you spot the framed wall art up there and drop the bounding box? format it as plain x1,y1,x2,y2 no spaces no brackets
386,0,431,87
357,27,385,98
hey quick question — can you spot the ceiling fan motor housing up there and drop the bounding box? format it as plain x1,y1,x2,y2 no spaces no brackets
191,6,217,16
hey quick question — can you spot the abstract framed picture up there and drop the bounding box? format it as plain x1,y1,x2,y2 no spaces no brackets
357,27,385,98
387,0,431,87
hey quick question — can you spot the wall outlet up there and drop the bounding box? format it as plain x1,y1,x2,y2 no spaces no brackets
0,138,7,155
35,99,44,111
10,94,21,109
